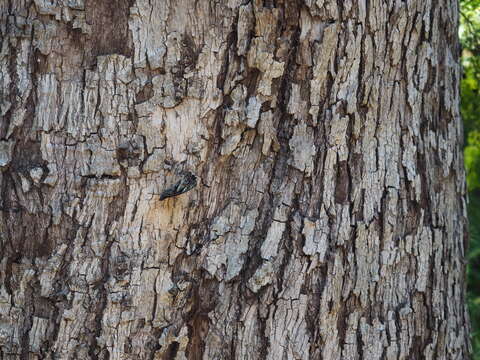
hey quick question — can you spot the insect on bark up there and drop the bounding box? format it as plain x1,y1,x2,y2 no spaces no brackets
159,171,197,200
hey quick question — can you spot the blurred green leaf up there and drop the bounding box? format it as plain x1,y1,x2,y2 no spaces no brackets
460,1,480,358
468,193,480,360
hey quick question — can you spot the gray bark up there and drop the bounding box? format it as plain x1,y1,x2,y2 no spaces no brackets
0,0,470,359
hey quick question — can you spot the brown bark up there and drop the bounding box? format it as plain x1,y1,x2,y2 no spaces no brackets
0,0,470,359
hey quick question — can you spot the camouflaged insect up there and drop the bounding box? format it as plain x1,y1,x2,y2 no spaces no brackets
160,171,197,200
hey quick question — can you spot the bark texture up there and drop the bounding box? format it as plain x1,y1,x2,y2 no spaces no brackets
0,0,470,359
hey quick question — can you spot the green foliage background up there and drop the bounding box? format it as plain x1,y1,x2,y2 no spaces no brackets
461,0,480,357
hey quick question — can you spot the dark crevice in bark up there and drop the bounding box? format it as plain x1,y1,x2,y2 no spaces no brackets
334,160,350,204
0,23,18,139
356,324,365,359
306,263,327,356
165,341,180,359
49,224,78,350
243,68,262,101
216,22,236,91
417,153,433,224
185,277,217,360
20,279,34,360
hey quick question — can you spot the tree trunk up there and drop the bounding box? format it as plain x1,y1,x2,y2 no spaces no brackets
0,0,470,359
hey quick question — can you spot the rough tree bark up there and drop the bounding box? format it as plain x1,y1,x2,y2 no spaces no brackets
0,0,470,359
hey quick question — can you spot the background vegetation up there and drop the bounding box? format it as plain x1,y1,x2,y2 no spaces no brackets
460,0,480,357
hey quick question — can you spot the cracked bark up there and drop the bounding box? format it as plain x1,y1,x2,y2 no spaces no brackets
0,0,470,359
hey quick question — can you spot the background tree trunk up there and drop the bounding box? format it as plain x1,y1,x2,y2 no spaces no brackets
0,0,470,359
